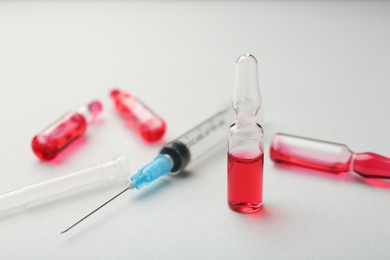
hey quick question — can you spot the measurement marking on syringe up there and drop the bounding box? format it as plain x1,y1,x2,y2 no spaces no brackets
185,119,226,148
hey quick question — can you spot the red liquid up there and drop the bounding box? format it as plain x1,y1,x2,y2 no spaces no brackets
353,153,390,179
32,114,87,161
111,89,166,142
228,153,264,213
270,144,390,179
270,146,351,173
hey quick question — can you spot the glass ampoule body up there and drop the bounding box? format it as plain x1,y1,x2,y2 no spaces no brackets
270,133,390,179
228,119,264,213
227,54,264,213
32,100,103,161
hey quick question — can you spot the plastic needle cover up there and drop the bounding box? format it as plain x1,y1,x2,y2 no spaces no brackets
270,133,390,179
0,157,129,217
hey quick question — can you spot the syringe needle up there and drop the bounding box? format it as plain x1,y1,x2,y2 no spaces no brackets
60,184,133,234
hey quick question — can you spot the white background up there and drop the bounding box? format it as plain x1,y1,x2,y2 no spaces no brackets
0,1,390,259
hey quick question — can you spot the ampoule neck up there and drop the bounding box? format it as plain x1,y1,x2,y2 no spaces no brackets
235,115,257,125
76,100,103,124
234,106,259,124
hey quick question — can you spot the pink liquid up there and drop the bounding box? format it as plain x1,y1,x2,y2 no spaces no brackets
32,114,87,161
228,153,264,213
31,101,102,161
270,144,390,179
110,89,166,142
353,153,390,179
270,146,351,173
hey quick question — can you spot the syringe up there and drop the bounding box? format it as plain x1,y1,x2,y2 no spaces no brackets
61,107,234,233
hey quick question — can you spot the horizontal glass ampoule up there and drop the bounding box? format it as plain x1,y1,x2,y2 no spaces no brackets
110,88,166,142
31,100,103,161
0,157,129,217
270,133,390,179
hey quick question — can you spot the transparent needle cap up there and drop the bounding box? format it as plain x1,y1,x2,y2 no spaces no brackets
0,157,129,217
233,54,262,121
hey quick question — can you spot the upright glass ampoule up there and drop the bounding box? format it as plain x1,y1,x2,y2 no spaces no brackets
228,54,264,213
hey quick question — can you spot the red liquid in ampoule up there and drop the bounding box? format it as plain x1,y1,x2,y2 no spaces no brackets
353,153,390,178
31,101,102,161
32,114,87,160
228,153,264,213
270,146,351,173
110,89,166,142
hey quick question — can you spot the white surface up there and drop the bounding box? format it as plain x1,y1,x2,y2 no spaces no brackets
1,1,390,259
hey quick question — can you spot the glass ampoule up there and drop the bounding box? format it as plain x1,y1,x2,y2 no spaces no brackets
270,133,390,179
228,54,264,213
32,101,103,161
110,88,166,142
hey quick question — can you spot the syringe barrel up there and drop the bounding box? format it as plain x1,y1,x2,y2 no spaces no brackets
270,133,353,173
0,156,129,216
163,108,234,174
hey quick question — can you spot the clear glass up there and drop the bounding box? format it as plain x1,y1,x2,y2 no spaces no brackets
233,54,262,119
228,54,264,214
270,133,390,179
270,133,353,172
0,156,129,217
